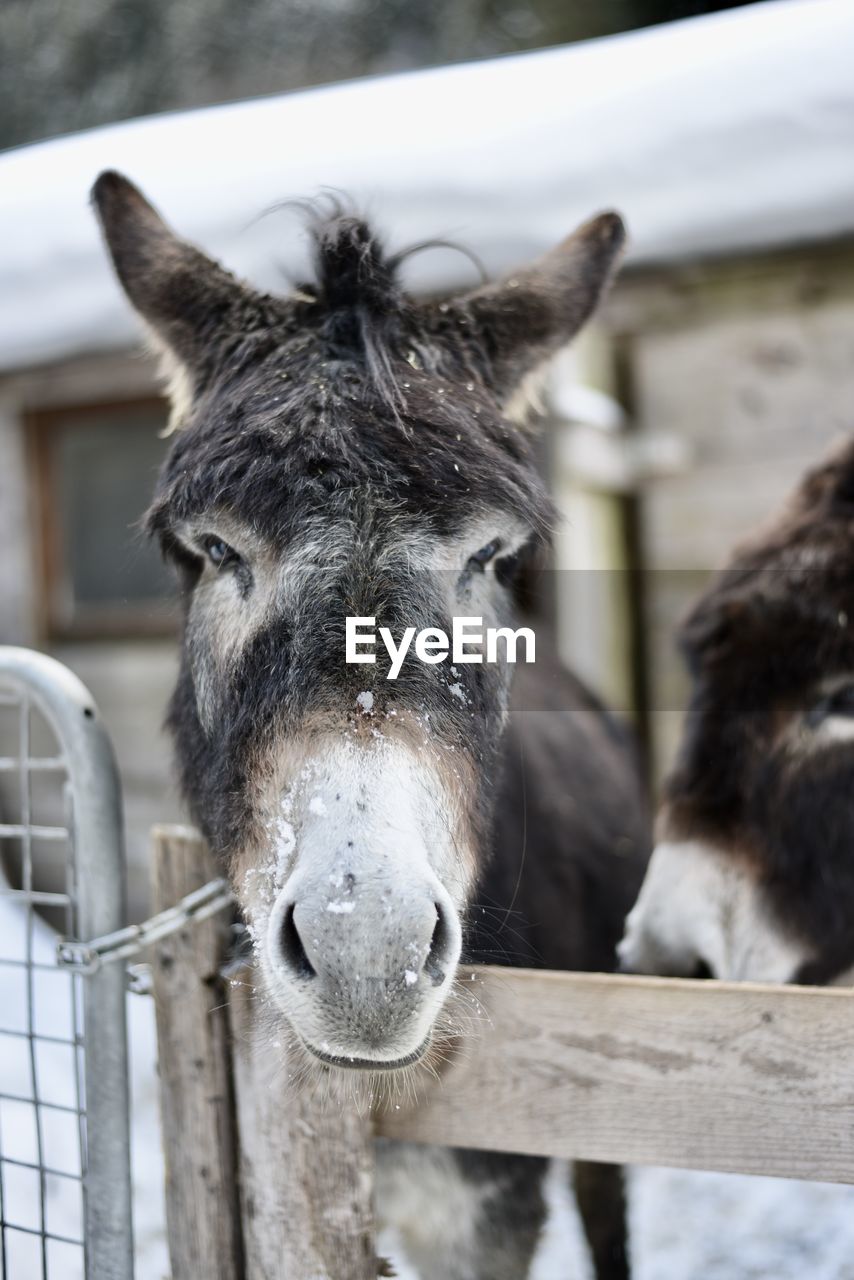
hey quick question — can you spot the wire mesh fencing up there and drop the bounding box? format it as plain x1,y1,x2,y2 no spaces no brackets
0,648,133,1280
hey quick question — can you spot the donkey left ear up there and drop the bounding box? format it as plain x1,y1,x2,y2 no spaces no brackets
431,212,626,405
92,170,262,381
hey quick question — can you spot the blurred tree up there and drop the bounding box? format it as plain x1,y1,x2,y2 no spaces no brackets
0,0,761,151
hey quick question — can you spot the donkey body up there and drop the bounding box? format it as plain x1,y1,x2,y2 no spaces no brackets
380,657,648,1279
621,436,854,988
94,173,648,1278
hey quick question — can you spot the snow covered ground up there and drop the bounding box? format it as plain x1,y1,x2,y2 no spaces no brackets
0,887,169,1280
382,1157,854,1280
2,891,854,1280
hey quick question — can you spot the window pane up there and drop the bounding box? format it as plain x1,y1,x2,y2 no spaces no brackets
52,404,174,619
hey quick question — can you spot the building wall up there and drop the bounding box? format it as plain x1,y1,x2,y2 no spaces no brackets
606,239,854,782
0,395,37,645
0,353,184,919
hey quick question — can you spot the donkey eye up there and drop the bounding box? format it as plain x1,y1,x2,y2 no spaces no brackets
806,685,854,726
828,686,854,716
203,536,239,569
466,539,502,573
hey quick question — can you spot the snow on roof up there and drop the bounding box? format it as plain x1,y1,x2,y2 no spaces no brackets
2,0,853,373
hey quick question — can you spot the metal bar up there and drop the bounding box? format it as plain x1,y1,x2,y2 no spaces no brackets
0,1222,85,1247
0,1156,83,1181
19,691,48,1279
69,849,88,1268
0,1026,7,1279
0,890,73,906
0,1093,86,1116
0,757,66,772
56,877,234,972
0,825,70,840
0,648,134,1280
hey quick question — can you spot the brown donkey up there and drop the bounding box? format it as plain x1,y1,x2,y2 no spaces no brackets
621,436,854,988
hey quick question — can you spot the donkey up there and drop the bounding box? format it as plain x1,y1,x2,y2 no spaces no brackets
620,435,854,988
93,171,650,1279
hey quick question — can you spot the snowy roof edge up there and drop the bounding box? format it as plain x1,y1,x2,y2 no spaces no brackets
2,0,854,372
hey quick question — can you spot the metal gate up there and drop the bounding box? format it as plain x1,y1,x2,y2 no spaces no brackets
0,647,133,1280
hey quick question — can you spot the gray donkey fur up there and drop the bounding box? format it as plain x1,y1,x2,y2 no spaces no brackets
93,171,649,1279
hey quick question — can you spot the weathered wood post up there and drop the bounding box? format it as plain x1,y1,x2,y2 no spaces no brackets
151,825,377,1280
150,825,243,1280
229,982,376,1280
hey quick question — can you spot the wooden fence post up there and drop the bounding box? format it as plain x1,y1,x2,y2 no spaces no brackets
151,825,376,1280
229,982,376,1280
150,825,243,1280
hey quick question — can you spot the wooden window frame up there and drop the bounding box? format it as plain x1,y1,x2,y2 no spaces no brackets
26,396,179,642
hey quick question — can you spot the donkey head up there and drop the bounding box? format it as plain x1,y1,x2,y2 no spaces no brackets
621,441,854,985
94,171,625,1069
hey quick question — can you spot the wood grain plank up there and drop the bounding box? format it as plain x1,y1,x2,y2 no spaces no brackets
378,968,854,1184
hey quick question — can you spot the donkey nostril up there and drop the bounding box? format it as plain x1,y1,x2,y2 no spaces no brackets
280,903,316,980
424,902,453,987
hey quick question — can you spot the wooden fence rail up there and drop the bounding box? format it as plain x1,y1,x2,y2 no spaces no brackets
380,967,854,1183
150,826,854,1279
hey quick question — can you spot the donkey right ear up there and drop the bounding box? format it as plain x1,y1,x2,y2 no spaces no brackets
425,212,626,408
92,171,255,376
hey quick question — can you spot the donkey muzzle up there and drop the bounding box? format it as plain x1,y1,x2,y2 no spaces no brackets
266,868,461,1065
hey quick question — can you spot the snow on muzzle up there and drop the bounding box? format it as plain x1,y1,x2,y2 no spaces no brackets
258,739,465,1068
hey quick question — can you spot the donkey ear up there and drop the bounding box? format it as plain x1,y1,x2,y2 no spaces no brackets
433,212,626,404
91,170,254,374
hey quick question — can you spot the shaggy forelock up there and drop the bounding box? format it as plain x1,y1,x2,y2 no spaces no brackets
269,196,490,420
